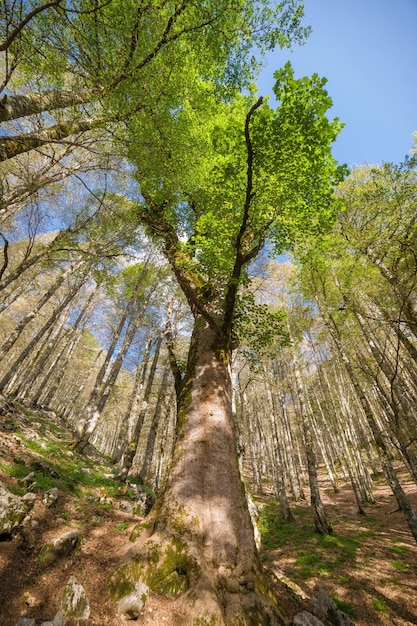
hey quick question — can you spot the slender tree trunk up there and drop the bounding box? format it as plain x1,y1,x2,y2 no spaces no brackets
111,335,154,465
137,363,171,484
0,258,83,362
110,320,286,625
263,369,293,521
291,361,333,534
324,311,417,542
117,333,163,480
0,264,88,393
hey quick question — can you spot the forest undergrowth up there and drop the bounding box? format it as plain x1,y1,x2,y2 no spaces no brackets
0,398,416,626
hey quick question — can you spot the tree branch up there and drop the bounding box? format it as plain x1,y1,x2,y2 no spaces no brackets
222,96,264,344
0,0,64,52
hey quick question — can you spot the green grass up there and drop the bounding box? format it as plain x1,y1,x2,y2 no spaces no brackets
115,522,130,532
391,560,407,571
389,543,408,555
372,597,387,613
332,596,357,618
258,500,361,581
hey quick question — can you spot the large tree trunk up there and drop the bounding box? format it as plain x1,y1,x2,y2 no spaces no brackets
109,321,285,625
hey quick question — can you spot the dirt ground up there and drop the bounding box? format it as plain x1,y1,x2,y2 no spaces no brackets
1,409,417,625
261,472,417,626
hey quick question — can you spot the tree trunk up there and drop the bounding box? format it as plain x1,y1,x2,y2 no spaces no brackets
0,88,97,122
291,360,332,534
109,321,285,625
137,362,171,484
117,333,163,480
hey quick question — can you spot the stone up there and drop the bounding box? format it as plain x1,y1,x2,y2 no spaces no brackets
19,472,35,487
118,582,149,620
293,611,325,625
52,611,67,626
39,530,81,565
61,576,90,620
312,588,355,626
14,619,36,626
0,481,35,536
42,487,59,508
31,459,60,478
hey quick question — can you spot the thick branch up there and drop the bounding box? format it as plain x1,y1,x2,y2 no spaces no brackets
222,96,264,343
0,88,99,123
137,199,220,332
0,118,99,161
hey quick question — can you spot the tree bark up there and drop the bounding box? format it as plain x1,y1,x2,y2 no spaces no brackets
109,320,286,625
0,88,97,122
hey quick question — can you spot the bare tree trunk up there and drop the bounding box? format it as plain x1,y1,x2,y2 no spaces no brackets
0,264,88,393
0,258,84,363
291,360,333,534
117,333,163,480
324,311,417,542
137,363,171,484
111,334,154,465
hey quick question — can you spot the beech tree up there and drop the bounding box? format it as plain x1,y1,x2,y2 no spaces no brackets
107,64,343,623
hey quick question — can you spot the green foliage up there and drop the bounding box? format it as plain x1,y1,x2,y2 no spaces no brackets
234,290,289,360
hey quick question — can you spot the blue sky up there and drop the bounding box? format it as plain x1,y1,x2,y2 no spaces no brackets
257,0,417,166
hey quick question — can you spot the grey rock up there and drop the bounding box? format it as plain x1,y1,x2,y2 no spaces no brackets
39,530,81,565
293,612,325,626
0,481,35,536
312,588,355,626
19,472,35,487
52,611,67,626
61,576,90,620
31,459,60,478
118,581,149,620
22,493,37,504
14,619,36,626
42,487,59,508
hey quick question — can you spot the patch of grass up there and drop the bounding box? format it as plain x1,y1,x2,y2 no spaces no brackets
391,561,407,571
339,575,350,584
372,597,387,613
332,596,357,618
389,543,408,555
115,522,130,532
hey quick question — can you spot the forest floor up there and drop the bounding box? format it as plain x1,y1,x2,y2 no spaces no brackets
0,398,416,625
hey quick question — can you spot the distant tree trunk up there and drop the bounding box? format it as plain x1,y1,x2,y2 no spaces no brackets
35,291,97,407
324,311,417,542
117,333,163,480
0,264,88,393
263,369,293,521
154,394,176,492
291,360,333,534
111,334,154,465
0,258,84,364
240,388,263,495
137,362,171,484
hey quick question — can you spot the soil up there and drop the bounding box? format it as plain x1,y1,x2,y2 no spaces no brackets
0,401,417,626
